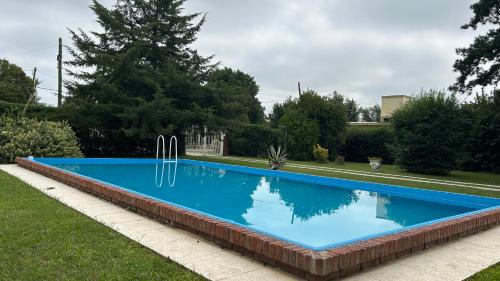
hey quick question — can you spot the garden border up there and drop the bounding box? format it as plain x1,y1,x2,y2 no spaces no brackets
16,157,500,281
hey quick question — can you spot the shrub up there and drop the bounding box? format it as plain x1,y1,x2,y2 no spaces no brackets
461,90,500,173
225,123,284,157
339,125,395,164
313,144,329,163
391,91,466,175
0,116,83,163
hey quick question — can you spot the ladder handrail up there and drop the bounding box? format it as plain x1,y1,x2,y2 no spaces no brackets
156,135,166,162
155,135,178,187
168,135,177,162
156,135,177,163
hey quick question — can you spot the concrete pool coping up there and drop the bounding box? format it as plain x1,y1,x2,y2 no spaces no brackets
1,163,499,281
13,157,500,280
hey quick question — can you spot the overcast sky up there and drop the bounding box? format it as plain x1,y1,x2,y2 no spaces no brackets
0,0,480,110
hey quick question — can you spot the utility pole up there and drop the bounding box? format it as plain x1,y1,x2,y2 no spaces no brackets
57,37,62,107
297,82,302,96
22,67,37,116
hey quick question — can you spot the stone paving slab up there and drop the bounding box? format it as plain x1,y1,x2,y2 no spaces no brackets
1,164,499,281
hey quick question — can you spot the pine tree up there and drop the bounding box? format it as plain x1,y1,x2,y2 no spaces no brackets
67,0,214,85
64,0,217,156
451,0,499,93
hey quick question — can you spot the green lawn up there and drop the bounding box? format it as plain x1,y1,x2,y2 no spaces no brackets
285,159,500,186
0,170,204,281
467,263,500,281
187,156,500,198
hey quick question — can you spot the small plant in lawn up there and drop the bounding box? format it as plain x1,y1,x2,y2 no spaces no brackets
267,145,287,170
368,157,382,172
313,144,329,163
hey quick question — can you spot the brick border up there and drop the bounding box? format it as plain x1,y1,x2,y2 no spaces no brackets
16,157,500,281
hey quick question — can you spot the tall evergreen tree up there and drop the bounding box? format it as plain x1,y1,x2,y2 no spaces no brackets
67,0,214,84
65,0,217,155
451,0,499,93
206,67,264,124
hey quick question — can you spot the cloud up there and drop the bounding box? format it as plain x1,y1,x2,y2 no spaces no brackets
1,0,479,109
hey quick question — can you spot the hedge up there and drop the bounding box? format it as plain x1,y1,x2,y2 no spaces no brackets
225,124,284,157
339,126,395,164
0,100,62,120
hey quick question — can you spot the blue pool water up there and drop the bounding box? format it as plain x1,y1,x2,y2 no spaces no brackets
33,158,500,250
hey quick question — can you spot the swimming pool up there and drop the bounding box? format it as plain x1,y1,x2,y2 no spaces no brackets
18,157,500,279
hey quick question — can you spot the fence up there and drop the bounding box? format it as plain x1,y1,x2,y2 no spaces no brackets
185,127,225,156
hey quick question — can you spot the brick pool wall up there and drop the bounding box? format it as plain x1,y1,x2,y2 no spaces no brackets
16,157,500,281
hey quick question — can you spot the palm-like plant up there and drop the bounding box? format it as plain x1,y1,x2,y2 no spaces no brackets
267,145,287,170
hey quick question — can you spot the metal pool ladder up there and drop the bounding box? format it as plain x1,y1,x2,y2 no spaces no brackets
155,135,178,187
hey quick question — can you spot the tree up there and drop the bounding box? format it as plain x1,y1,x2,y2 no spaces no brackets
451,0,500,93
279,108,320,160
360,105,381,122
270,90,347,160
65,0,217,155
0,59,36,104
298,91,347,158
205,67,264,124
391,91,466,175
269,98,293,128
329,91,360,122
344,98,360,122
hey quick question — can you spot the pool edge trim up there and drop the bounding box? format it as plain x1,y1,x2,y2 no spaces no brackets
16,157,500,281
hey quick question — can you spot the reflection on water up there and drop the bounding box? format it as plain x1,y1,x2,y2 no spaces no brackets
51,162,476,248
155,161,177,187
266,177,359,222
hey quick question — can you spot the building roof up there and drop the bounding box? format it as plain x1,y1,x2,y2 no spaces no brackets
381,95,411,98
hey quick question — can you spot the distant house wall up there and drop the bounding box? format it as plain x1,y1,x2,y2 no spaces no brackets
381,95,411,122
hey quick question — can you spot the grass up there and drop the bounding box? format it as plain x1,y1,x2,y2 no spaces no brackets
0,170,204,281
187,155,500,198
286,159,500,186
466,263,500,281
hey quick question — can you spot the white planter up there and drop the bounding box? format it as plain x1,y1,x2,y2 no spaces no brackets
369,159,382,172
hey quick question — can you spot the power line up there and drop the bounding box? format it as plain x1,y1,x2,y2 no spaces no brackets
9,45,58,56
38,72,58,79
36,86,68,95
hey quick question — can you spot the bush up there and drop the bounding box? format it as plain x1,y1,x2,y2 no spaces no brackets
313,144,329,163
0,116,83,163
391,91,466,175
339,125,395,164
461,90,500,173
225,123,284,157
